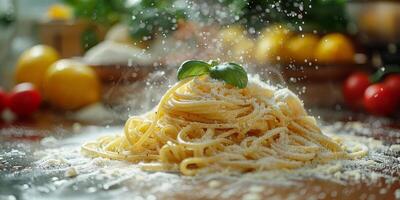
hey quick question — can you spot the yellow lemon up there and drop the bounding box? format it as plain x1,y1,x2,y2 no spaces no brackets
232,37,255,61
259,24,291,39
43,59,101,110
47,4,73,21
285,34,319,63
15,45,60,90
255,25,292,63
315,33,355,64
218,25,246,47
255,34,290,64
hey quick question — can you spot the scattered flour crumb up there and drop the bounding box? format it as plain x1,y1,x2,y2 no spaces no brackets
65,167,78,178
242,192,261,200
110,169,121,177
379,188,387,194
390,145,400,153
91,157,109,167
40,136,58,146
38,159,67,168
73,123,82,133
249,185,264,193
208,180,221,188
54,180,67,186
395,188,400,199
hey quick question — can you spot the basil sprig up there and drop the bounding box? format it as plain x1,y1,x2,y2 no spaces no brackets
177,60,210,80
177,60,248,89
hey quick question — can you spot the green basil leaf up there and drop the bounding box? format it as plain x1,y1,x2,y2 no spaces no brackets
177,60,211,80
209,62,248,89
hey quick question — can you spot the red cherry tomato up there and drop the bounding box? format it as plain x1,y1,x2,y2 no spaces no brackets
384,74,400,101
0,87,7,113
8,83,42,117
343,72,371,108
364,83,397,116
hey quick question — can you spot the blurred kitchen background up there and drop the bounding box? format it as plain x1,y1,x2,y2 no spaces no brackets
1,0,400,124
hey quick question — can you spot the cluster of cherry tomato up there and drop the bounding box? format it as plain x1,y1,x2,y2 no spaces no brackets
343,72,400,116
0,83,42,119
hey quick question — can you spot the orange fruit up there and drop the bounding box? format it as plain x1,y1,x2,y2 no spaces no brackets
314,33,355,64
15,45,59,91
43,59,101,110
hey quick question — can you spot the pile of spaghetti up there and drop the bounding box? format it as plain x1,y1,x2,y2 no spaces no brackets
82,76,367,175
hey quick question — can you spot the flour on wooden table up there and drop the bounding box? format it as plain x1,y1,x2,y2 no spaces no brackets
30,123,400,200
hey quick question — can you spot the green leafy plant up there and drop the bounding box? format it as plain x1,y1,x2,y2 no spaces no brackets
81,26,100,51
64,0,348,45
215,0,348,33
125,0,186,40
178,60,248,89
63,0,125,26
0,12,14,27
63,0,126,51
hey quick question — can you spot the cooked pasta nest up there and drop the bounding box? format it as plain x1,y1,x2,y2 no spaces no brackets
82,76,367,175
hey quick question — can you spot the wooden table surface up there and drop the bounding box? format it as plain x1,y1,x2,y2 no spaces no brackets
0,109,399,200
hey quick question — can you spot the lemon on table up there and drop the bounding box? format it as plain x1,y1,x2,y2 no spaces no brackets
259,24,291,39
285,34,319,63
47,4,73,21
43,59,101,110
255,34,290,64
232,37,255,61
255,25,292,63
218,25,246,47
15,45,59,90
314,33,355,64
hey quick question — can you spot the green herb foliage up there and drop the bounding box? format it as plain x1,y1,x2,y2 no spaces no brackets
178,60,248,89
214,0,348,33
177,60,211,80
64,0,348,43
63,0,125,26
209,62,248,89
125,0,186,40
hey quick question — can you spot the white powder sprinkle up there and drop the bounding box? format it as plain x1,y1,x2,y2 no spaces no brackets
208,180,221,188
26,122,399,200
379,188,387,194
395,188,400,199
249,185,264,193
65,167,78,178
40,136,58,146
242,192,261,200
390,145,400,153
